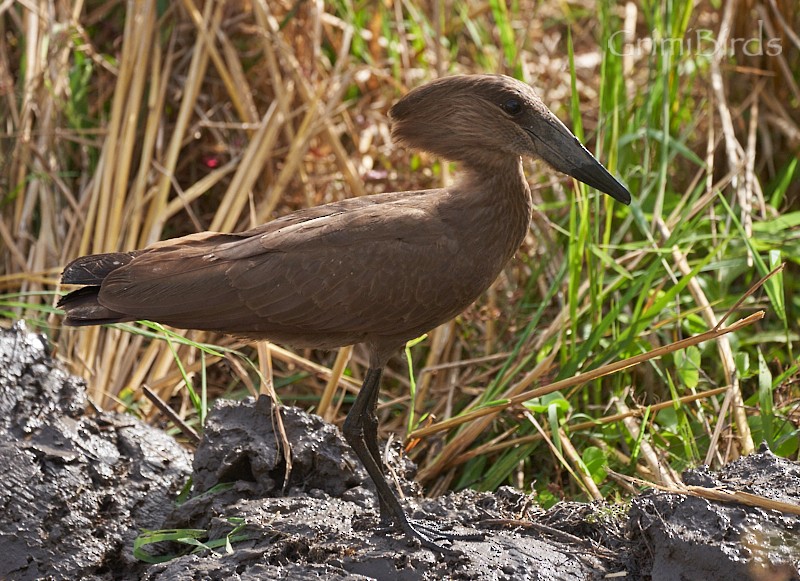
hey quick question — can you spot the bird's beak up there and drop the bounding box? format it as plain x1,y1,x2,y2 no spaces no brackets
524,111,632,205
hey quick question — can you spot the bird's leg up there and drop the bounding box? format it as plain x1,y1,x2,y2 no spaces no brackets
343,366,483,553
359,368,392,522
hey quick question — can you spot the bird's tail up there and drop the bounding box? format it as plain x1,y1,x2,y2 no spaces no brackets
58,252,137,326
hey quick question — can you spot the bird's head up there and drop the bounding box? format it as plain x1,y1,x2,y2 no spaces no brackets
389,74,631,204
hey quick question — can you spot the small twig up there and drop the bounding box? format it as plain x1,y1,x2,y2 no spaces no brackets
714,262,784,331
257,341,292,494
683,485,800,516
610,472,800,517
479,519,619,559
142,384,201,444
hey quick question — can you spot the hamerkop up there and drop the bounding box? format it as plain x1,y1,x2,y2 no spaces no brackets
59,74,631,552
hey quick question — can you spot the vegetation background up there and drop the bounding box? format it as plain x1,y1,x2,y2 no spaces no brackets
1,0,798,506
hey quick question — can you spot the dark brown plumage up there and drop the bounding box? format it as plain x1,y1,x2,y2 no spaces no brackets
59,74,631,552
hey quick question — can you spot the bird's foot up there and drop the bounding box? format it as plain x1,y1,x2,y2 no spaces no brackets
391,516,485,555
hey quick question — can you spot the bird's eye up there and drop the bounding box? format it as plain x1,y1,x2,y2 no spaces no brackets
501,98,523,116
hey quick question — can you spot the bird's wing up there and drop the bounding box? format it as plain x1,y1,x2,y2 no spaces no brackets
97,195,463,337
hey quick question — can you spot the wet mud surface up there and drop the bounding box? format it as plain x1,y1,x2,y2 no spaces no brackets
1,323,798,580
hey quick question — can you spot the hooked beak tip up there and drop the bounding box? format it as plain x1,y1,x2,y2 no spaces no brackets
569,162,632,205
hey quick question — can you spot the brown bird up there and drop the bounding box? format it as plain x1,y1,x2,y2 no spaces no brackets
59,74,631,552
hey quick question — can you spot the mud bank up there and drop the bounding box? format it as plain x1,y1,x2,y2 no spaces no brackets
1,324,798,580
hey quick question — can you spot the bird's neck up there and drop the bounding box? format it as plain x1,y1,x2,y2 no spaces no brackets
452,157,532,259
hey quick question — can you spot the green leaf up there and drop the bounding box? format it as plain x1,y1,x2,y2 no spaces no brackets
675,346,700,389
766,250,786,325
766,157,798,209
582,446,608,485
133,528,208,564
405,334,428,433
523,391,570,414
757,349,774,447
734,352,751,378
536,486,559,510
